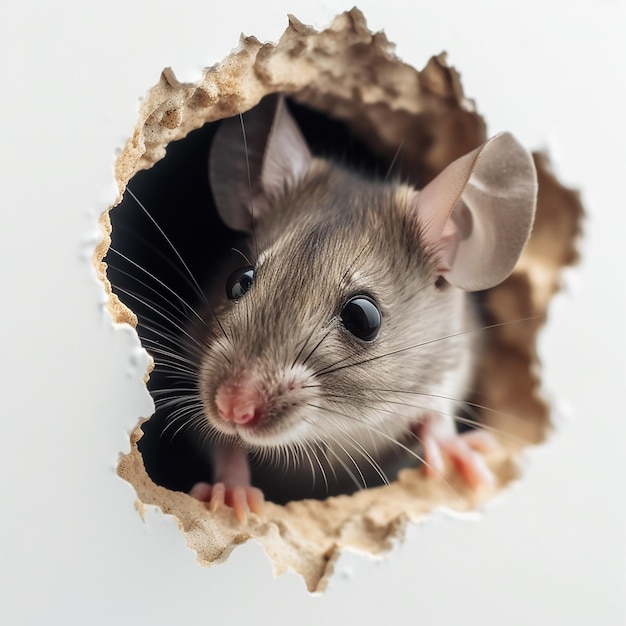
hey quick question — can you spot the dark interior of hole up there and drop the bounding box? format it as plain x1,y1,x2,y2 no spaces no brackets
107,96,478,505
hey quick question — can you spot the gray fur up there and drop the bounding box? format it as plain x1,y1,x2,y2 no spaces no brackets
199,159,478,492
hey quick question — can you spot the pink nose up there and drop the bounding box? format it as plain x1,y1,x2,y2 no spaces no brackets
215,379,265,425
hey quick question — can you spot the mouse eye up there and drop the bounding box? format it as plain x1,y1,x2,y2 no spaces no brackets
226,266,255,300
340,295,381,341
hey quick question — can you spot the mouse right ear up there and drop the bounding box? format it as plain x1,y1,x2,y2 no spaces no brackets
209,94,313,233
412,133,537,291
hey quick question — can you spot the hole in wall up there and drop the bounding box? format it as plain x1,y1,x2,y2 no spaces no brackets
107,101,399,504
99,9,584,592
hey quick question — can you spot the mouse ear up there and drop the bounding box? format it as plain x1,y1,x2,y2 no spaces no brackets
209,94,313,233
413,132,537,291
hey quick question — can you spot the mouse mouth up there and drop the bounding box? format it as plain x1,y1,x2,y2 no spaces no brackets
211,403,321,448
235,418,317,448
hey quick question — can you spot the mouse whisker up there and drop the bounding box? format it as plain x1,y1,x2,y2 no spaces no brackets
142,344,199,367
305,439,329,493
142,355,198,378
320,388,405,418
318,430,369,491
152,390,200,407
322,388,515,443
383,139,405,182
195,338,236,372
155,407,192,428
108,219,209,308
293,441,318,492
286,442,300,472
106,267,185,332
278,443,294,472
308,402,460,496
157,396,202,416
263,442,287,473
308,405,391,489
109,242,231,346
107,282,196,345
141,332,204,369
145,359,196,379
286,442,303,473
238,113,259,262
112,285,210,355
153,372,197,385
197,420,218,449
311,437,339,485
230,246,253,266
160,405,205,441
151,386,198,397
290,320,327,370
315,316,538,378
366,387,532,440
299,328,334,369
134,316,200,349
338,428,391,487
107,258,204,328
140,338,199,365
125,187,211,307
338,232,377,285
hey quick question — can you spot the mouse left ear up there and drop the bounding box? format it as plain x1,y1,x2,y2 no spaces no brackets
412,132,537,291
209,94,313,233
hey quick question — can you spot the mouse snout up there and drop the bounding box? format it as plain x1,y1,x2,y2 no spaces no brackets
215,378,265,426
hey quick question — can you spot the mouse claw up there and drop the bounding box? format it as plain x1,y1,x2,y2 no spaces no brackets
245,486,265,516
416,417,498,489
190,481,265,523
189,481,225,512
189,482,212,501
458,429,499,454
209,482,226,512
230,486,248,523
442,435,496,489
227,485,266,523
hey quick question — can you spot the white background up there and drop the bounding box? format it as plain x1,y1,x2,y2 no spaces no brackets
1,1,624,624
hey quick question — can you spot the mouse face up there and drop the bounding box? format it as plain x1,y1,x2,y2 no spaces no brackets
195,93,536,505
199,161,473,453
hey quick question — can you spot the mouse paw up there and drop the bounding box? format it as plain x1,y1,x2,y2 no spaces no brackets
417,416,498,489
189,482,265,524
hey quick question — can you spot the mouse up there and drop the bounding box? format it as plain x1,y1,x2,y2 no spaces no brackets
183,94,537,522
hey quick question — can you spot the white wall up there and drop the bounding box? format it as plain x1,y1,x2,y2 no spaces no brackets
1,1,624,624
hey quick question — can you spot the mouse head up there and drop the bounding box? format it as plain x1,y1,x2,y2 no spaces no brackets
202,94,537,450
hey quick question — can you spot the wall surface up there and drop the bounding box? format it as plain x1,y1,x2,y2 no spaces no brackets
1,1,624,624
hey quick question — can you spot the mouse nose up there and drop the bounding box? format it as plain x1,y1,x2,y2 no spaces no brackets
215,379,265,426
